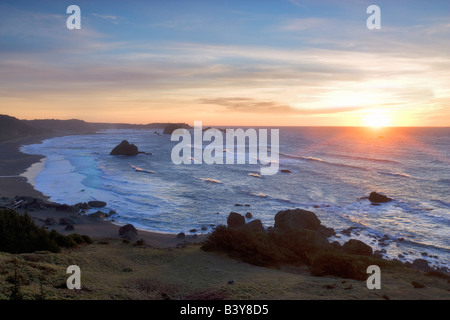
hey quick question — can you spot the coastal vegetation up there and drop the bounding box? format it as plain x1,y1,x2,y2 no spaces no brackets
0,209,92,254
202,209,394,281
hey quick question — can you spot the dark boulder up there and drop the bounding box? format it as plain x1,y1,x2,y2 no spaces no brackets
110,140,139,156
368,192,392,203
87,211,106,221
342,239,373,256
88,200,107,208
227,212,245,229
245,212,253,219
74,202,90,210
241,219,265,233
410,258,431,272
274,208,321,233
119,224,138,240
280,169,291,173
318,225,336,238
65,224,74,231
176,232,185,239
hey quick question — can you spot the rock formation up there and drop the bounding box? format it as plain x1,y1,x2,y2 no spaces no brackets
110,140,139,156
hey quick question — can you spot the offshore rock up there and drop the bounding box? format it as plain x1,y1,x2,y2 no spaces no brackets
110,140,139,156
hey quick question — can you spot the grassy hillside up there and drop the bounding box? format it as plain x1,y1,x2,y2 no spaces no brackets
0,239,448,300
0,115,49,142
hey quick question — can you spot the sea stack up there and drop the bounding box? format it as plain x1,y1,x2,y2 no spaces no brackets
110,140,139,156
368,192,392,203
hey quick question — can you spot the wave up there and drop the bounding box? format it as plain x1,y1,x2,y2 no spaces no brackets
248,173,261,178
378,171,412,178
130,164,155,174
279,152,366,170
250,192,267,198
200,178,222,184
327,153,399,164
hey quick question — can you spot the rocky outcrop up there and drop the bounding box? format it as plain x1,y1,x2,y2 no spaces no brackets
88,200,107,208
342,239,373,256
405,258,432,272
227,212,245,229
368,192,392,203
110,140,139,156
241,219,265,233
203,207,381,280
163,123,191,135
119,224,138,240
273,208,335,238
274,209,321,232
87,211,106,221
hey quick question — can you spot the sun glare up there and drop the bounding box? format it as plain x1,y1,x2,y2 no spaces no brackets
362,111,391,128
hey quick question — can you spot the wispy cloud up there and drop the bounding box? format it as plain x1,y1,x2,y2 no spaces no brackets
91,13,125,24
199,97,364,115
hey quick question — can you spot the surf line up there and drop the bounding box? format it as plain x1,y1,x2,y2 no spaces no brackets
170,121,279,175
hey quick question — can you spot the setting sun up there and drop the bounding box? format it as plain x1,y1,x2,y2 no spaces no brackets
362,111,391,128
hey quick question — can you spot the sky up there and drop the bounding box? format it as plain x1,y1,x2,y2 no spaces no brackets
0,0,449,126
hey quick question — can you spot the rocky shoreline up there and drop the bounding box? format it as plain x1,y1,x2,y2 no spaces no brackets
2,192,448,275
203,208,449,277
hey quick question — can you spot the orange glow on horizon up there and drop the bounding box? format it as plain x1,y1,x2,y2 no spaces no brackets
362,110,392,128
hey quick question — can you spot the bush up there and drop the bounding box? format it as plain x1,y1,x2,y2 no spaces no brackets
309,250,372,280
271,229,331,265
0,209,92,253
202,224,337,268
202,226,293,267
81,234,93,244
68,233,86,244
0,209,60,253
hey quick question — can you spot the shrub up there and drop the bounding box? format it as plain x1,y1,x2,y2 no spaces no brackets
0,209,92,253
81,234,93,244
271,229,331,265
202,225,291,267
68,233,86,244
309,250,369,280
48,230,77,248
0,209,60,253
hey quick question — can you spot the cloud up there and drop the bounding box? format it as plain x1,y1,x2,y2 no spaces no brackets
1,1,449,124
91,13,125,24
280,17,334,32
199,97,364,116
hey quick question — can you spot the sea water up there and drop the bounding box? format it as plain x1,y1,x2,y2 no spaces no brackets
20,127,450,269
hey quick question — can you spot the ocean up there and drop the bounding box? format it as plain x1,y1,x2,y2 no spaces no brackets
20,127,450,269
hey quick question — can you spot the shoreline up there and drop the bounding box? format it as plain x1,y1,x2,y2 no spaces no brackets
0,134,206,248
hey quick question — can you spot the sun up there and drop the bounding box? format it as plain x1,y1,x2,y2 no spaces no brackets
362,110,391,128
